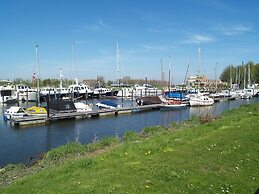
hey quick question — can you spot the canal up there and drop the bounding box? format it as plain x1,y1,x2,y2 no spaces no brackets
0,97,258,167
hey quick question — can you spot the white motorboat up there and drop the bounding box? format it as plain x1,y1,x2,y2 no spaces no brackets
0,84,17,103
93,87,111,98
16,85,37,102
4,106,27,120
74,102,93,112
189,95,214,106
68,79,94,99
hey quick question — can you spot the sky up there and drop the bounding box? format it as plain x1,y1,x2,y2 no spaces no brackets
0,0,259,84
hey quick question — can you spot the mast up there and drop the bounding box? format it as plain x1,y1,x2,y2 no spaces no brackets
184,58,190,84
168,56,172,91
197,42,201,76
116,42,120,86
229,65,232,88
215,62,217,91
243,61,246,89
160,58,163,90
248,63,251,86
72,42,76,83
35,43,40,105
197,42,201,92
235,67,238,85
59,68,63,88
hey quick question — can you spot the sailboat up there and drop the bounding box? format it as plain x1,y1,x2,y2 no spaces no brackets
189,43,214,106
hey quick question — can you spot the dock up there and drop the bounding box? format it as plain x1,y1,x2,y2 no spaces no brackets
10,104,163,127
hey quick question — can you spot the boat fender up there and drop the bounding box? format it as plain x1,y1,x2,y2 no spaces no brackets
89,103,93,108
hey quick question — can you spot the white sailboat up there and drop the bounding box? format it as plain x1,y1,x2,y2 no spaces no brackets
189,43,214,106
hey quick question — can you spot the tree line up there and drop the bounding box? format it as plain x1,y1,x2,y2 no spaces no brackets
220,61,259,87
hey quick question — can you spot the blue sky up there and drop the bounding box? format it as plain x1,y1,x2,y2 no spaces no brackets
0,0,259,84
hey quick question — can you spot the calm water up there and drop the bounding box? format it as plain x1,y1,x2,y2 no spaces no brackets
0,98,258,167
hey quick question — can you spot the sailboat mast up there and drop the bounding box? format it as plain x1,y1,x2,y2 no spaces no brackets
160,58,163,90
168,56,172,91
229,65,232,88
116,42,120,86
72,42,76,83
243,62,246,89
198,42,201,76
59,68,63,88
215,62,217,91
184,58,190,84
35,43,40,105
248,63,251,86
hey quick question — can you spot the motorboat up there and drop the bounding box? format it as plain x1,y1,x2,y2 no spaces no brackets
74,102,93,112
0,84,17,104
68,83,94,99
93,87,111,98
136,96,162,106
189,95,214,106
4,106,27,120
16,85,37,102
25,106,47,116
240,90,253,99
48,100,77,114
96,100,120,109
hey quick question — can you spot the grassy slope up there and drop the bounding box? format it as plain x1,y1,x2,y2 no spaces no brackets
1,104,259,194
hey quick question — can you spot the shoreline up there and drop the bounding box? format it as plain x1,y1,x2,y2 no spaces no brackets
1,103,258,193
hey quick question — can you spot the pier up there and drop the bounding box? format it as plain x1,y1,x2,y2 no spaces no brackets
10,104,163,127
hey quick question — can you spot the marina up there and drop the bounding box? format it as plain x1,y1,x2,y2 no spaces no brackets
0,97,258,167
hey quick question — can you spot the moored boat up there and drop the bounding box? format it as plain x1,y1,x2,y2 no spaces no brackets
189,95,214,106
25,106,47,116
96,100,120,109
4,106,27,120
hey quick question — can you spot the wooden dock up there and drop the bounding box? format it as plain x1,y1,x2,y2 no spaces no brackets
10,104,163,127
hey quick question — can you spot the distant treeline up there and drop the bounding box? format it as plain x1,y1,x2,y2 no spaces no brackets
11,76,167,89
220,61,259,86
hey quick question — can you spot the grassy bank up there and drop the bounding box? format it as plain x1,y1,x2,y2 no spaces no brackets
1,104,259,193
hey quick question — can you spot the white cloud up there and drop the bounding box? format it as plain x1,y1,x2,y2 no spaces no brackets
86,20,110,31
139,44,167,51
213,24,253,36
181,34,215,44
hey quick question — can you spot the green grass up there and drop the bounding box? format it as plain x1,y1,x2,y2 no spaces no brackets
1,103,259,194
